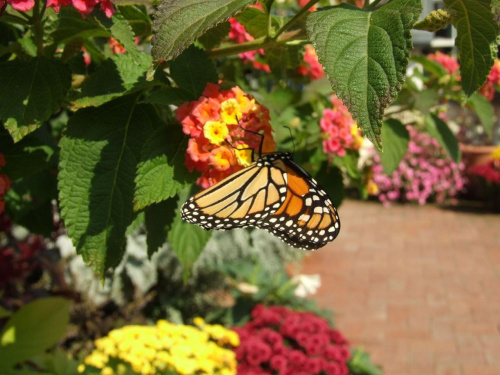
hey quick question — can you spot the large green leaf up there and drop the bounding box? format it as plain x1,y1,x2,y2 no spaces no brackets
0,57,71,142
378,119,409,175
170,46,218,99
307,0,422,150
313,162,344,208
134,125,196,211
0,298,70,370
168,188,212,277
58,95,162,276
145,197,178,257
424,113,460,163
0,127,55,181
152,0,256,61
71,52,152,108
465,92,494,138
444,0,500,96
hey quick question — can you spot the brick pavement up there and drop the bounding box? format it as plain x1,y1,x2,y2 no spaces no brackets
300,199,500,375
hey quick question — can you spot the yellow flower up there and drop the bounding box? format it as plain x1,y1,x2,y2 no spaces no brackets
221,99,242,125
235,144,253,167
366,179,379,195
204,121,229,145
491,146,500,160
101,366,115,375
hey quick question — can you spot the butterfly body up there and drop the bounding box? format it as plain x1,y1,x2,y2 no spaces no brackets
181,152,340,250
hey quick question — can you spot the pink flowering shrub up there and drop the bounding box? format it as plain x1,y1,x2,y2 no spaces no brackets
175,83,276,189
372,127,465,206
0,154,10,214
427,51,460,77
320,95,363,157
234,305,351,375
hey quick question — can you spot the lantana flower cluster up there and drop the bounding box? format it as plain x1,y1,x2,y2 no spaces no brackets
468,146,500,184
0,154,10,214
427,51,460,76
175,83,276,189
0,0,114,17
298,45,325,80
80,318,239,375
479,59,500,100
234,305,351,375
372,126,465,206
320,95,363,157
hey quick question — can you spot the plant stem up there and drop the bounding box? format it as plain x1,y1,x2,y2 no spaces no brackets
275,0,319,38
366,0,383,10
207,29,307,59
32,0,46,56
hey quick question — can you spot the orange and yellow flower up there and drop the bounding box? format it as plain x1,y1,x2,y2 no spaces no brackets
175,83,276,189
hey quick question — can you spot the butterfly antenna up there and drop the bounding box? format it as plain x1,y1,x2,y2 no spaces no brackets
284,126,295,153
235,116,264,159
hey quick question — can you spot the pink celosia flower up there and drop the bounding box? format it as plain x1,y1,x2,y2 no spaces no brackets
234,305,351,375
175,83,276,189
320,95,363,157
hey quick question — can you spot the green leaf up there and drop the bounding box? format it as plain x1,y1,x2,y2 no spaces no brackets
236,7,269,38
307,0,422,150
465,92,494,138
198,21,231,50
134,125,196,211
413,9,452,31
116,5,152,38
0,57,71,142
0,127,55,181
0,297,70,369
5,171,57,236
141,87,194,106
313,162,344,208
151,0,256,61
264,44,302,77
378,119,409,175
168,187,212,277
424,112,461,163
0,306,11,319
145,197,178,257
58,95,162,276
412,88,439,115
410,55,448,78
170,46,218,99
444,0,500,96
72,52,152,108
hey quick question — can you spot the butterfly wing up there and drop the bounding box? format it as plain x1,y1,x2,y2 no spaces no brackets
258,158,340,250
181,159,288,230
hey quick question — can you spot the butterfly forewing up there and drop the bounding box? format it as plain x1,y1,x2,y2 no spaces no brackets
180,156,288,230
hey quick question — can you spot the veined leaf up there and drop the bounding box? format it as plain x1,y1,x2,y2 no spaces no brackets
307,0,422,150
424,112,460,163
134,125,196,211
0,298,70,369
170,46,217,99
378,119,409,175
58,95,162,276
168,188,212,279
465,92,494,138
145,197,178,257
152,0,256,61
0,57,70,142
71,52,152,108
444,0,500,96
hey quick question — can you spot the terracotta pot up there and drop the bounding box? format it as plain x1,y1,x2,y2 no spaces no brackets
460,144,497,169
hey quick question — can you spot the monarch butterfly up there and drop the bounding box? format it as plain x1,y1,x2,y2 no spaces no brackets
181,147,341,250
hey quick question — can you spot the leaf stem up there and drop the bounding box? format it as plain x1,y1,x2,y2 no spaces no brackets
32,0,46,56
207,29,307,59
366,0,383,10
275,0,319,38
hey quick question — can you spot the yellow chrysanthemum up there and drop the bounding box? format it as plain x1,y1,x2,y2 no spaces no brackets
204,121,229,145
491,146,500,160
221,99,242,125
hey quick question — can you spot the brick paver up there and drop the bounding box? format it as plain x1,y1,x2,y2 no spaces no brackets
300,199,500,375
